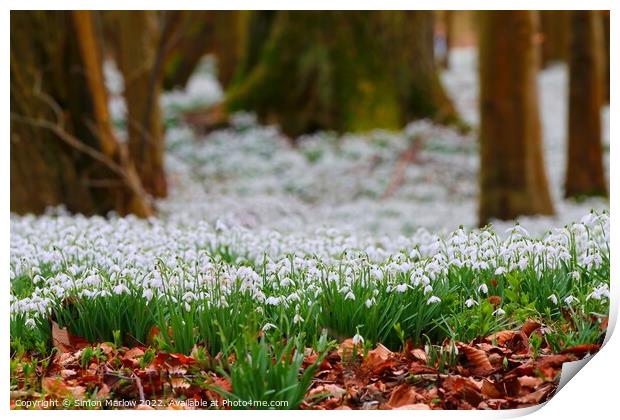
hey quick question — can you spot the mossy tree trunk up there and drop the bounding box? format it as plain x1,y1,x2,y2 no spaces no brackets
104,11,168,198
478,11,555,226
223,11,460,137
10,11,153,217
565,11,607,199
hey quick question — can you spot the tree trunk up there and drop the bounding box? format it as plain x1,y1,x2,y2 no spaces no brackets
602,11,610,104
105,11,168,198
439,11,455,68
163,11,245,90
539,11,569,68
10,11,153,217
565,11,607,199
478,11,555,226
223,11,461,137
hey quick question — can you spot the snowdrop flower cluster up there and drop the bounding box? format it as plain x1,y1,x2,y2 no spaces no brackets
10,210,609,335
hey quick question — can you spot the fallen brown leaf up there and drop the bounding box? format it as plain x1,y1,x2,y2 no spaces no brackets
514,384,554,404
460,345,494,375
51,321,72,352
362,343,393,373
387,383,418,408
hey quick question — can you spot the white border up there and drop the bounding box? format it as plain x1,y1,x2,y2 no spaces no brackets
2,2,617,418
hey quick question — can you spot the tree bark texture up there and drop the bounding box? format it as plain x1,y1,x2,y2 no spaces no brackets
224,11,461,137
565,10,607,199
478,11,555,226
104,11,168,198
10,11,153,217
539,11,569,68
163,11,246,90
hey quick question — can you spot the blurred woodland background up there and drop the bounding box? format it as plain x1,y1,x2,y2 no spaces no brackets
10,11,610,227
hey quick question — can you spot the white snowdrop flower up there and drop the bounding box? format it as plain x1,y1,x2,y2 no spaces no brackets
365,298,375,308
345,291,356,301
25,318,36,329
265,296,281,306
112,284,129,295
352,333,364,345
182,291,197,302
571,271,580,280
493,308,506,316
255,306,264,314
142,289,154,302
564,295,579,306
423,285,433,295
465,298,478,308
262,323,277,332
395,284,408,293
580,213,596,227
478,284,488,295
184,302,192,312
287,292,300,302
494,267,507,276
548,294,558,305
215,219,228,232
450,258,463,268
427,296,441,305
293,314,304,324
587,285,609,301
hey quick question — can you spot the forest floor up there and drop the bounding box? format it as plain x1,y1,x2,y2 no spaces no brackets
10,49,610,410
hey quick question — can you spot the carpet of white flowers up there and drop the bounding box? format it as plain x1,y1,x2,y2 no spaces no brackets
11,49,610,356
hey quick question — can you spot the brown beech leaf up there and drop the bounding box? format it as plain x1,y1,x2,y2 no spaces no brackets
51,321,73,352
394,403,431,410
97,342,115,355
42,377,86,399
60,369,77,379
309,384,347,401
486,330,517,346
122,347,145,367
362,343,393,373
409,363,439,375
147,325,161,346
487,295,502,307
169,353,196,365
481,379,503,399
124,347,145,359
600,317,609,331
410,348,427,363
518,376,544,389
460,345,493,375
506,331,530,354
515,384,554,404
387,384,418,408
560,344,600,356
521,320,542,337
